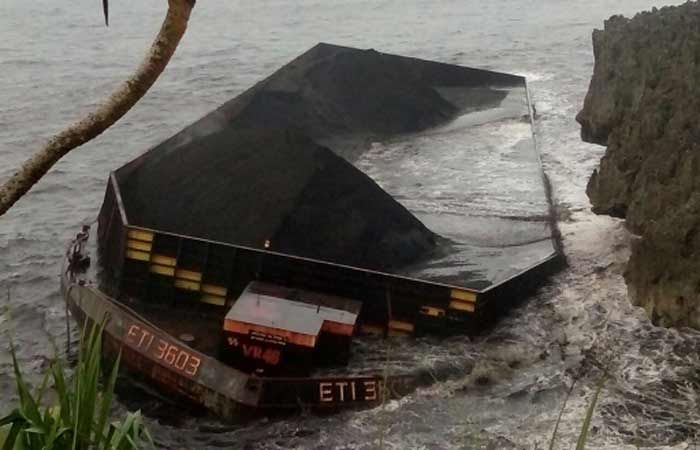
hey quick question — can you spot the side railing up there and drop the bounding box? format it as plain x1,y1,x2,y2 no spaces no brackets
113,223,481,336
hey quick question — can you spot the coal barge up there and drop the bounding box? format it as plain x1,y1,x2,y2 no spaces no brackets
62,44,563,419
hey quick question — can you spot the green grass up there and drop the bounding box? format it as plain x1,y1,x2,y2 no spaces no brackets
0,321,152,450
574,375,606,450
546,374,607,450
548,380,576,450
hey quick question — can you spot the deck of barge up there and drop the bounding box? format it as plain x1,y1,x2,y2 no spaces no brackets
95,44,563,342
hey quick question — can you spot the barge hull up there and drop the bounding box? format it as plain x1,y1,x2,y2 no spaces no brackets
62,263,435,419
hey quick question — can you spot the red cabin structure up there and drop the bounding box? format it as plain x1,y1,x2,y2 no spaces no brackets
221,282,361,375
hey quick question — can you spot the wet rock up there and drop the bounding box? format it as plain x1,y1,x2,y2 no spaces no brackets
577,3,700,329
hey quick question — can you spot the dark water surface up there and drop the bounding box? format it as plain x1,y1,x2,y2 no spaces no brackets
2,1,698,448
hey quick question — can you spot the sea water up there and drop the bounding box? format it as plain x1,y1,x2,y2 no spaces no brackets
1,1,696,448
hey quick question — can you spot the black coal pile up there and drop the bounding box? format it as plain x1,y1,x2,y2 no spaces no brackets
117,129,435,270
112,43,522,270
143,43,521,158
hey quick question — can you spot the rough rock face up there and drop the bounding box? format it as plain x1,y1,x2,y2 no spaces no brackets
577,3,700,328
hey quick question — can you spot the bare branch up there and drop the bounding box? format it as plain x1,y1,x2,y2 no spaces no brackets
0,0,196,217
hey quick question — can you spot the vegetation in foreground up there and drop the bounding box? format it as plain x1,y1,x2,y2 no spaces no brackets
0,322,151,450
0,319,607,450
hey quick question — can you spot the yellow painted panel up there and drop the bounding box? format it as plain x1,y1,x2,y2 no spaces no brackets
127,229,154,242
151,254,176,267
200,295,226,306
201,284,227,296
450,289,477,302
449,300,475,313
175,269,202,282
126,249,150,262
420,306,446,317
127,239,152,252
388,320,415,333
359,324,385,335
150,264,175,277
174,279,200,291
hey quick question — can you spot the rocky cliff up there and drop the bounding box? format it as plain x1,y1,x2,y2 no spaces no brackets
578,3,700,328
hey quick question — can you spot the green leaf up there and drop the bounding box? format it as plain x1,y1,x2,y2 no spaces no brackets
110,412,137,449
33,364,51,406
111,410,151,450
141,420,155,450
95,350,120,449
575,375,606,450
76,319,101,447
9,343,44,434
51,359,72,426
104,424,116,449
41,414,65,450
3,319,150,450
2,421,24,450
0,411,22,428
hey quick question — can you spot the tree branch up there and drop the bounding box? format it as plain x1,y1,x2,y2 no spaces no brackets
0,0,196,217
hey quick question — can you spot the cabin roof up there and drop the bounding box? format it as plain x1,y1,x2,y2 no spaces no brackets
224,282,361,338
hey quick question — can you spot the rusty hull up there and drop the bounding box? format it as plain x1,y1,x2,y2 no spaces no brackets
61,260,424,419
